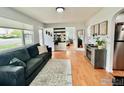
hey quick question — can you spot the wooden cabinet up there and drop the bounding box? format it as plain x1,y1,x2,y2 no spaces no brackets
91,48,106,68
86,45,106,69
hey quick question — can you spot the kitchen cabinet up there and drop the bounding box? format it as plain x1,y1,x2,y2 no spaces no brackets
86,45,106,69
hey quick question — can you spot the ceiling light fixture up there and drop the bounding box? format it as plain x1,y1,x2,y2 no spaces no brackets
56,7,65,13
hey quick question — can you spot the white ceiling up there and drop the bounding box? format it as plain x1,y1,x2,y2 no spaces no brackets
13,7,103,24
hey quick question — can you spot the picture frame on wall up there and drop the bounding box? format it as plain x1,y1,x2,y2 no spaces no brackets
99,21,108,35
94,24,99,35
90,25,95,36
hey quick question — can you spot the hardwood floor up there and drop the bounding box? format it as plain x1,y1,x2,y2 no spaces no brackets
52,46,113,86
112,70,124,77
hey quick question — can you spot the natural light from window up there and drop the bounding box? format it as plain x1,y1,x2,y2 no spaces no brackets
0,28,23,51
0,28,33,51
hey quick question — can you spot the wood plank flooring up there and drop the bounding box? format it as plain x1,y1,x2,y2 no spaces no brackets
52,46,113,86
112,70,124,77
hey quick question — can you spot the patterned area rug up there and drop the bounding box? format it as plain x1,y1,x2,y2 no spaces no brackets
30,59,72,86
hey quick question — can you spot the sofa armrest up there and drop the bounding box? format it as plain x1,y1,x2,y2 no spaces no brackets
46,46,52,53
0,65,25,86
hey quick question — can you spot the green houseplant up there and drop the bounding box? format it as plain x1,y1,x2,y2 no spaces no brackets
96,37,106,49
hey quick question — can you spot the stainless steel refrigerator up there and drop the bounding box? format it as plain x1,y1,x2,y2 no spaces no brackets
113,23,124,70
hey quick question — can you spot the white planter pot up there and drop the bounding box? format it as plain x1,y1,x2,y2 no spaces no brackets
98,46,103,49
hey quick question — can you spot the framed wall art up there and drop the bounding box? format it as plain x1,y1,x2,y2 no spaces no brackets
90,25,95,36
94,24,99,35
99,21,108,35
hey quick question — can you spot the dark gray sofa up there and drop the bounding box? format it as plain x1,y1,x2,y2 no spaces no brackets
0,43,52,86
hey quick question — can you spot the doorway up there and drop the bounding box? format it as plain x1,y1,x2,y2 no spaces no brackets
54,28,66,51
112,9,124,77
77,29,85,51
66,27,76,50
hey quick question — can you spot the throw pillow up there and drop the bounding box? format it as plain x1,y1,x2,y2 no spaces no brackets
37,45,48,54
9,58,26,68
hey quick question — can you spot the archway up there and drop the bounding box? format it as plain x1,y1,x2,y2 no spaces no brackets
110,8,124,75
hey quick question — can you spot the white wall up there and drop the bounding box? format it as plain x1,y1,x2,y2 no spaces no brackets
45,23,85,30
86,7,123,72
66,27,74,40
116,13,124,23
0,7,44,43
39,29,44,45
43,28,54,51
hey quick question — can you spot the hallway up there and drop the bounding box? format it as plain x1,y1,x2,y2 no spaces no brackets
52,47,113,86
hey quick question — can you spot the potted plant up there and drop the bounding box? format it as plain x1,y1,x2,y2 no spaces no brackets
96,37,106,49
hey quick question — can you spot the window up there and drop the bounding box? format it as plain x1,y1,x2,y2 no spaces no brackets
0,28,34,51
0,28,23,51
24,30,33,44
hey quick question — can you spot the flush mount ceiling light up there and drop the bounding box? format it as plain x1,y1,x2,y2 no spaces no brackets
56,7,65,13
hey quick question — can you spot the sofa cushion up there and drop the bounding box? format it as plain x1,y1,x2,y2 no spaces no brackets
0,47,30,66
37,45,48,54
0,52,13,66
26,44,39,58
9,58,26,68
12,48,30,62
26,58,43,78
